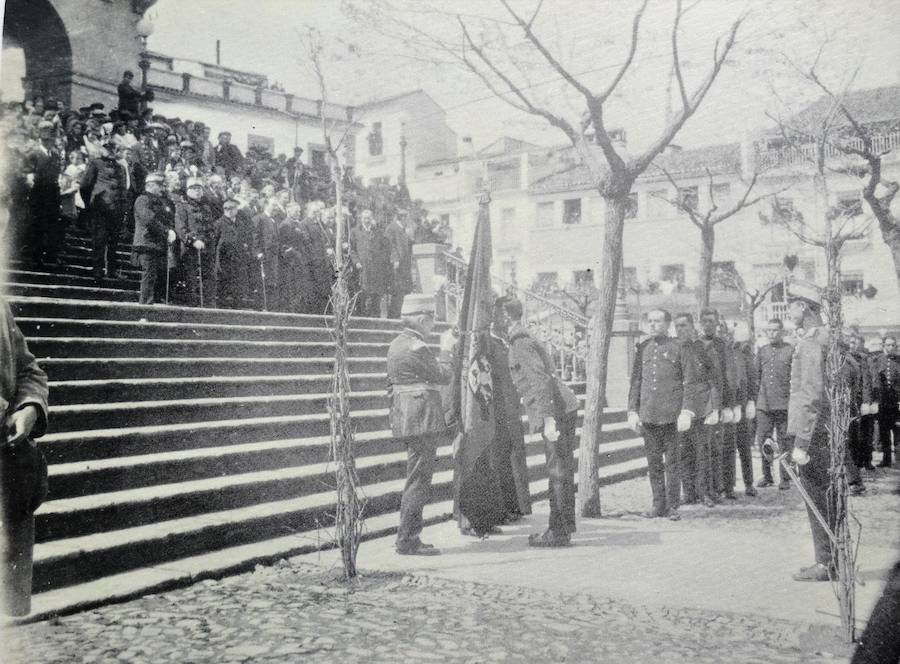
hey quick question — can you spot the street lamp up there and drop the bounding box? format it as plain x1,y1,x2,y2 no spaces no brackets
136,15,154,113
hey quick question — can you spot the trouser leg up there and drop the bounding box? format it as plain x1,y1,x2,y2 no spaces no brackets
90,209,110,276
799,432,834,567
757,410,775,483
388,292,405,319
643,423,676,513
137,252,162,304
664,426,681,508
679,427,697,502
860,414,874,467
708,423,724,495
722,422,737,493
0,515,35,616
546,412,576,535
691,424,713,499
105,213,121,276
397,435,438,549
878,409,896,466
735,417,754,488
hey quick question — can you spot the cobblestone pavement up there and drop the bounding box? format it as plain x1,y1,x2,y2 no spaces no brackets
2,463,897,664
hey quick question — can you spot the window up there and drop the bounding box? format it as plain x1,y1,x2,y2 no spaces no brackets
712,261,737,290
624,192,638,219
310,147,327,170
536,201,555,228
711,183,731,204
677,185,699,212
439,214,450,225
622,266,638,291
834,191,862,217
500,207,516,236
368,122,383,156
487,159,521,190
247,134,274,152
648,189,670,218
659,264,685,289
370,176,390,186
534,272,559,292
501,260,517,283
573,269,594,286
841,270,864,296
563,198,582,225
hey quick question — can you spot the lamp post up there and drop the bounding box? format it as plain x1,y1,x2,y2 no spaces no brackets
136,15,154,113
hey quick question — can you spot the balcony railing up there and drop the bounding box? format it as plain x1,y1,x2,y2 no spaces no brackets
758,131,900,169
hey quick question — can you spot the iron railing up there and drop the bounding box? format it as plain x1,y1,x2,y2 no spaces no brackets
758,131,900,169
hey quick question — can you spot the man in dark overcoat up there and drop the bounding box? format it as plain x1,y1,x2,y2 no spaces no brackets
80,141,128,279
350,209,392,317
387,294,457,555
215,199,254,310
385,212,414,318
175,177,219,307
23,121,63,265
298,203,334,315
131,172,176,304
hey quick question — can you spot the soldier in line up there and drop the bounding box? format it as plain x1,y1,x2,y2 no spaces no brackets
387,294,457,556
728,331,759,497
130,172,176,305
504,297,580,545
848,334,876,471
628,309,706,521
697,308,739,500
755,318,794,489
785,280,836,582
80,141,129,280
874,336,900,467
176,177,219,308
673,313,719,507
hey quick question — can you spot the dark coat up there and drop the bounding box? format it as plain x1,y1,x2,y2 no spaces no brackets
755,340,793,412
349,225,392,295
80,156,128,212
298,218,334,310
684,338,716,415
874,353,900,407
215,214,254,308
628,336,707,425
117,80,143,116
732,341,759,406
507,322,579,433
275,218,307,313
384,220,414,294
213,143,244,176
386,328,453,439
175,197,219,253
699,335,738,409
131,192,175,254
0,299,48,438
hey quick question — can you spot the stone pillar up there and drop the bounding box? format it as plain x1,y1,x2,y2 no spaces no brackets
181,72,191,93
412,242,451,295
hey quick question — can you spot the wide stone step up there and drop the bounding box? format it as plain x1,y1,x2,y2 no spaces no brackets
16,317,405,343
8,259,141,283
9,296,411,330
5,269,140,290
48,391,389,432
32,439,647,595
38,410,393,463
6,282,140,302
48,373,387,405
38,356,389,381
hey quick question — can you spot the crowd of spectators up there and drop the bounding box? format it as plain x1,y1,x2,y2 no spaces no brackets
0,79,429,316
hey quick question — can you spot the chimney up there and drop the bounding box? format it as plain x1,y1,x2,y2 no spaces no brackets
460,135,475,158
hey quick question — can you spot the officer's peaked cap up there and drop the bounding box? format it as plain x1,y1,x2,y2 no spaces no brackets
786,278,822,307
401,293,436,316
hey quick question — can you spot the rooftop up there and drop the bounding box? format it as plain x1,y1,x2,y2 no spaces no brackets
783,84,900,134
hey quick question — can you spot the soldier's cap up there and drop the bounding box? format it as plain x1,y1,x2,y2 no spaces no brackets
147,121,168,130
786,278,822,307
223,198,240,209
218,130,232,137
78,106,92,115
145,172,166,185
38,120,55,131
186,177,204,189
166,134,179,143
401,293,436,317
90,103,105,111
179,140,195,149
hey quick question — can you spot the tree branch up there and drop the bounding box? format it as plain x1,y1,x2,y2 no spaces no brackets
671,0,690,111
598,0,651,103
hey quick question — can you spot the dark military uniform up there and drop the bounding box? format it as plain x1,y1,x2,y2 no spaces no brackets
755,340,793,485
628,335,707,515
679,339,717,504
508,322,579,537
787,326,833,568
80,155,128,278
387,328,453,551
131,190,175,304
699,334,737,496
175,198,219,307
848,347,874,469
727,341,759,494
874,351,900,467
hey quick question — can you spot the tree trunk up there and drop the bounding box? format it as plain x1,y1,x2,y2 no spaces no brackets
875,219,900,292
577,194,627,517
698,224,715,308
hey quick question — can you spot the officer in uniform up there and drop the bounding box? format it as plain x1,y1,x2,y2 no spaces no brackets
628,309,706,520
729,333,759,497
874,336,900,467
698,308,739,500
80,141,128,279
175,177,219,308
755,318,794,488
387,294,456,556
786,280,834,582
131,172,176,304
503,297,580,546
673,313,719,507
848,334,876,471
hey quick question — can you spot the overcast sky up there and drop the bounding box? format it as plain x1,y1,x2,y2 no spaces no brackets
3,0,899,151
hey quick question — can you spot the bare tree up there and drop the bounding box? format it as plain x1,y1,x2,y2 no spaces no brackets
710,262,781,338
304,28,366,579
654,166,787,308
349,0,746,516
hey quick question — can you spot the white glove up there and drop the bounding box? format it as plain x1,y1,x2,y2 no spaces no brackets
167,229,176,244
26,173,35,188
676,410,693,433
860,403,871,416
627,411,641,433
543,417,559,442
871,402,879,414
791,447,810,466
721,407,734,424
745,401,756,420
733,405,742,423
704,410,720,426
193,239,205,251
439,328,457,353
256,252,264,260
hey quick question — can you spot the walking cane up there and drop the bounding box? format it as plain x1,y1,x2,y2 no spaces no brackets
258,254,268,312
196,245,204,308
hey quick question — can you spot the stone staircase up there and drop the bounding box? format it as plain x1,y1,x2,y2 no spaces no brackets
4,231,648,621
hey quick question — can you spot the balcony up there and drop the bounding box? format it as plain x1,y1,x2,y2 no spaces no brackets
758,131,900,169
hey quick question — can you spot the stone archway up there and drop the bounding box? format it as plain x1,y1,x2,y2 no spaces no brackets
3,0,73,105
2,0,157,108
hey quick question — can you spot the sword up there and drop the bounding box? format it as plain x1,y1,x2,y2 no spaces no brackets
196,246,204,308
258,253,268,312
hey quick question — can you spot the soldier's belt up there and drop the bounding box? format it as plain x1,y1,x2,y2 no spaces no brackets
391,383,441,394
